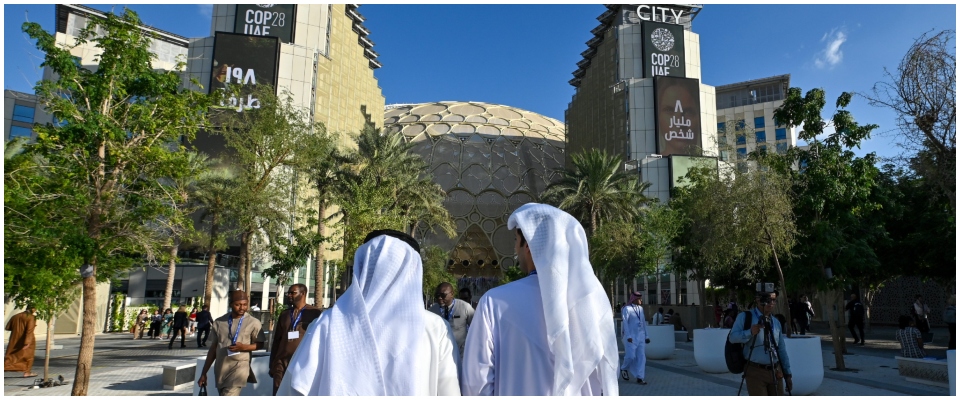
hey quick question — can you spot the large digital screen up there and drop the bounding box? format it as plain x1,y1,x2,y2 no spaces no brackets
669,155,718,189
643,21,686,78
235,5,297,43
655,76,702,157
210,32,280,114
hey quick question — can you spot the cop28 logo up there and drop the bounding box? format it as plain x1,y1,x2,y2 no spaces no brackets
650,28,675,52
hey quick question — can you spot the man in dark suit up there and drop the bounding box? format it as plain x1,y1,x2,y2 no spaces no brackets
196,304,214,347
169,305,190,349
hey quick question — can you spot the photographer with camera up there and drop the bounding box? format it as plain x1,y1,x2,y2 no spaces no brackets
730,283,793,396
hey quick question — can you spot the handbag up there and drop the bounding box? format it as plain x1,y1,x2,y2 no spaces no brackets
199,385,207,396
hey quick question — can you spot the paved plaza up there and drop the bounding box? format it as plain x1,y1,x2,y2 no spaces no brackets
4,322,951,396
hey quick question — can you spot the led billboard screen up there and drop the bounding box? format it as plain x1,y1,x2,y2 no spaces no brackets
210,32,280,114
235,5,297,43
655,76,702,157
643,21,686,78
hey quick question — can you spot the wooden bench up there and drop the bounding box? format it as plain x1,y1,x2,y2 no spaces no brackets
895,356,949,388
162,363,196,390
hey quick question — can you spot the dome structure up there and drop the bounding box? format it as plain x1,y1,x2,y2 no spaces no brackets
384,101,565,276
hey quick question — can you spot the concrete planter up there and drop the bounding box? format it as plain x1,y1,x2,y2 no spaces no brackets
948,350,955,396
693,328,730,373
646,325,675,360
782,336,823,395
192,352,272,396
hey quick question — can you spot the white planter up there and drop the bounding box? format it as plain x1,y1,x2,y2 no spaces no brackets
782,336,823,396
646,325,675,360
694,328,730,373
948,350,955,396
192,351,272,396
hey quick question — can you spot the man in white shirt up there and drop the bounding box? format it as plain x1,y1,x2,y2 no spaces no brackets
428,282,475,358
620,292,649,384
276,229,460,396
460,203,619,396
652,307,665,326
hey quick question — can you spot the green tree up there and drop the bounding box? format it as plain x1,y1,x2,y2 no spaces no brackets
773,88,881,371
216,85,310,295
541,148,651,237
190,163,238,307
23,9,214,394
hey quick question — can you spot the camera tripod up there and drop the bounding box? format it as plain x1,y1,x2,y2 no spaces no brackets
737,314,792,396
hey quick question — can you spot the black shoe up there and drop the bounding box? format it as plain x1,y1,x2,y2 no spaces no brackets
620,370,629,381
168,344,173,349
181,344,187,348
637,378,647,385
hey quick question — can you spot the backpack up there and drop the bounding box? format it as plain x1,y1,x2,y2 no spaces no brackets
724,311,753,374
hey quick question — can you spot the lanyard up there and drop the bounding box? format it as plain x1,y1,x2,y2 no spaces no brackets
633,305,642,321
228,315,245,345
443,303,454,321
290,307,304,332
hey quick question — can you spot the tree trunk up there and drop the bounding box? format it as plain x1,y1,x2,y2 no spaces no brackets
163,244,178,311
768,235,791,335
44,316,55,382
697,279,709,328
239,230,251,294
314,201,326,307
71,261,98,396
203,214,219,307
820,288,846,370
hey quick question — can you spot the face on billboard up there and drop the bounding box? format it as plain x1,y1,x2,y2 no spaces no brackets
210,32,280,114
643,21,686,78
235,5,297,43
655,76,702,157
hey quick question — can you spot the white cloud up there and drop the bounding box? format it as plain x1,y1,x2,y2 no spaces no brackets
198,5,213,19
814,28,847,69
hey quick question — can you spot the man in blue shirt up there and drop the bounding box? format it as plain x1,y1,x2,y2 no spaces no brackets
729,291,792,395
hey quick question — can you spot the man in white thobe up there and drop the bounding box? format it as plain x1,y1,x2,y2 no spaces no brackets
276,229,461,396
460,203,620,396
620,291,649,384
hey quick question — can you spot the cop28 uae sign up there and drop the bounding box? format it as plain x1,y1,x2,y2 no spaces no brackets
210,32,280,113
643,21,686,78
655,76,702,157
235,4,297,43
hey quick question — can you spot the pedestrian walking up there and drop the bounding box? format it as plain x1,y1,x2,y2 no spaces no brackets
169,305,189,349
845,293,866,345
149,309,163,339
268,283,322,395
729,289,793,396
620,292,649,385
276,230,460,395
460,203,619,396
4,307,38,378
196,305,213,347
197,290,266,396
189,307,198,336
428,281,475,360
161,308,174,340
133,309,148,340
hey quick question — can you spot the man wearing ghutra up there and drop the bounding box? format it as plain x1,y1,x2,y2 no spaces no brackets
196,290,266,396
460,203,620,396
620,292,649,384
276,229,461,396
269,283,322,395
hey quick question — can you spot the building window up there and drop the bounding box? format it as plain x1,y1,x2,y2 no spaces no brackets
12,105,34,123
9,126,32,139
719,135,727,146
754,116,765,129
776,142,788,154
758,145,767,153
717,122,726,132
775,128,787,141
736,147,747,159
737,162,748,174
720,150,729,161
735,119,745,131
755,130,766,143
736,135,746,146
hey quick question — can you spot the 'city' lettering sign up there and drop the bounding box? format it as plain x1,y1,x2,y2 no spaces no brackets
235,5,297,43
636,5,685,25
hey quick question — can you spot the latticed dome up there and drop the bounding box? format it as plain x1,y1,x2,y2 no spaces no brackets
384,101,565,276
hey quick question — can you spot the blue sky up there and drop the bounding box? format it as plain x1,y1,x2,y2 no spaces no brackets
4,4,956,162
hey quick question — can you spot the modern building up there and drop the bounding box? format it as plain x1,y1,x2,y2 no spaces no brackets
565,4,715,306
714,74,797,172
384,101,565,287
181,4,386,307
4,90,52,142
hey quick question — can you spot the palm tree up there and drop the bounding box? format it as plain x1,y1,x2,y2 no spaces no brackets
541,148,652,237
191,162,238,307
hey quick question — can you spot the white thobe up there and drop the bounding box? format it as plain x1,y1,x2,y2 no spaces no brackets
276,309,461,396
460,275,605,395
620,305,648,379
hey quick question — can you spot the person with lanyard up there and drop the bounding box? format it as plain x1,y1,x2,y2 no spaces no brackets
729,289,793,396
429,282,475,361
620,292,649,384
196,290,266,396
276,229,461,395
269,283,322,395
460,203,620,395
